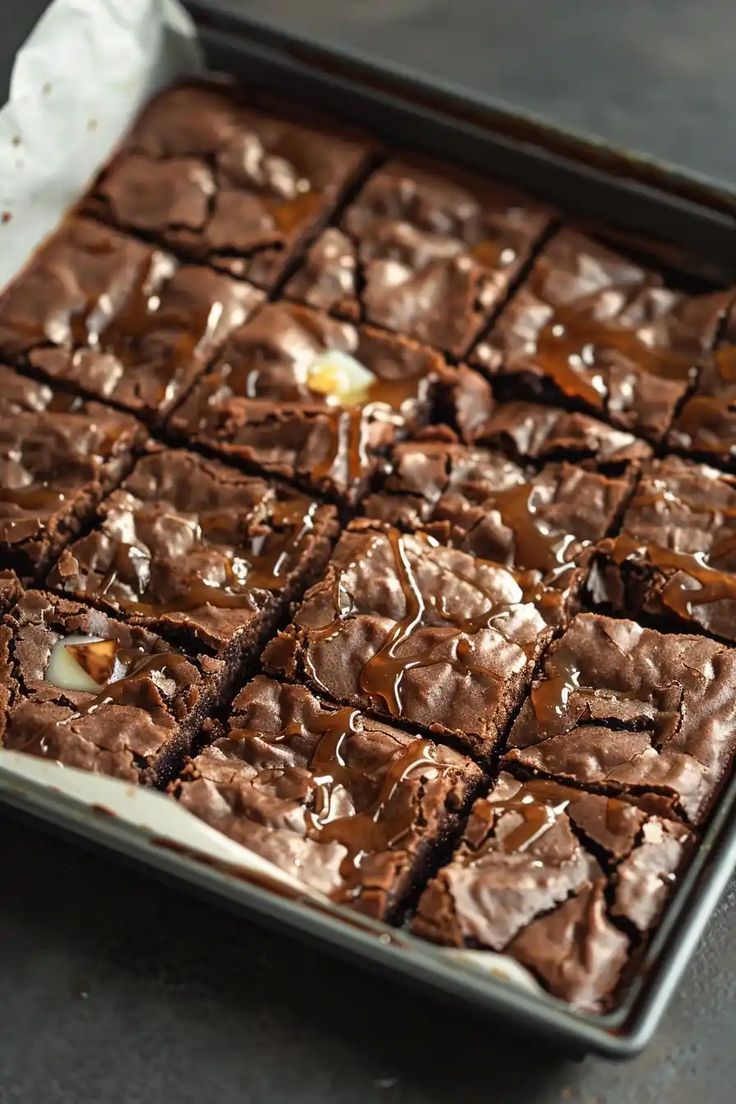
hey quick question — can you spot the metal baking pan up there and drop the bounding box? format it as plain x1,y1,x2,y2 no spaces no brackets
1,0,736,1060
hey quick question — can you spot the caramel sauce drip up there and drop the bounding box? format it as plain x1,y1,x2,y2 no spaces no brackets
357,530,513,717
262,189,323,235
484,482,577,572
530,303,695,408
609,533,736,617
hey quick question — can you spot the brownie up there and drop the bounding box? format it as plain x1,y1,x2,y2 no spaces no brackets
670,304,736,461
262,519,555,757
285,157,553,356
0,364,147,578
413,772,694,1012
84,81,374,290
475,399,652,464
362,438,634,624
49,448,338,665
0,218,263,422
0,590,223,783
589,456,736,642
503,612,736,826
168,301,493,503
176,675,482,920
471,229,729,441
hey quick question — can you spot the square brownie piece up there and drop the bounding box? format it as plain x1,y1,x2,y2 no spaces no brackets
589,456,736,642
49,448,338,666
168,301,493,503
471,229,729,441
285,157,553,356
176,675,482,920
0,591,224,783
262,519,555,757
84,81,375,291
413,772,694,1012
670,304,736,461
0,218,263,422
503,612,736,826
362,438,635,625
0,364,147,578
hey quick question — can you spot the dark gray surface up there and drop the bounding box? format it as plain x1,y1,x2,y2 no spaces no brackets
1,2,735,1101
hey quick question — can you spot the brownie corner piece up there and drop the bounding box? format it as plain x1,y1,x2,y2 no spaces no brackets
85,80,376,290
49,447,338,662
412,772,695,1011
0,363,148,578
168,300,493,503
471,227,729,442
175,674,482,919
262,519,555,757
0,217,263,422
1,589,224,784
588,454,736,642
284,155,554,356
503,611,736,826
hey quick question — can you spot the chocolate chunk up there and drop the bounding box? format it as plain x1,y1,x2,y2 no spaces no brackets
504,612,736,825
0,364,148,578
84,81,375,290
175,675,482,920
471,229,729,441
285,157,553,355
0,218,262,422
49,448,338,660
168,301,493,503
0,591,224,783
413,772,694,1011
263,519,555,757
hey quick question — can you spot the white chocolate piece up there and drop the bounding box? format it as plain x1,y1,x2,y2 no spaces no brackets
45,633,123,692
306,349,376,406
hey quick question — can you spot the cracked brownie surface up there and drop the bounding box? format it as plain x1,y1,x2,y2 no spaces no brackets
0,590,223,783
176,674,482,920
413,771,694,1011
503,612,736,826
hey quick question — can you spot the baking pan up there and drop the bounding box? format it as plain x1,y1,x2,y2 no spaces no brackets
1,0,736,1060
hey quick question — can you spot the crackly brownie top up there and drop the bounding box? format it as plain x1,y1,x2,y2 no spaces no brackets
0,364,146,556
177,675,481,919
414,772,693,1011
262,520,554,756
591,455,736,642
472,229,729,441
169,301,493,499
670,304,736,458
0,218,262,419
362,438,633,583
87,82,373,289
50,448,337,650
285,157,553,355
0,590,216,781
504,612,736,825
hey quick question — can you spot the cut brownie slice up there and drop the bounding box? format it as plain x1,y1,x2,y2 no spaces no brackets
503,612,736,826
362,438,635,624
670,304,736,461
0,591,224,783
262,519,555,757
176,675,482,920
168,300,493,503
49,448,338,668
285,156,553,356
471,229,729,442
413,772,694,1012
0,218,262,422
84,81,375,290
0,364,148,578
589,456,736,642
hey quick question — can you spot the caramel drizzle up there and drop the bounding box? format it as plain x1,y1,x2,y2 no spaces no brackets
481,481,578,572
609,532,736,617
